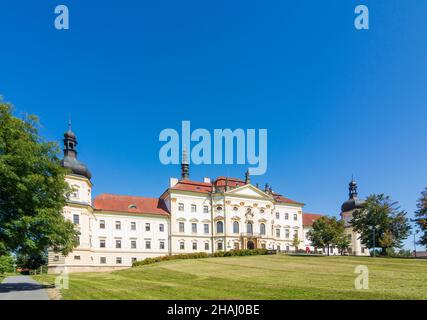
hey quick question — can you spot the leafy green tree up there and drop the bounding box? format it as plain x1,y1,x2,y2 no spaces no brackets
415,187,427,248
0,98,78,260
335,234,351,255
292,232,300,252
0,253,15,274
307,216,346,256
351,194,411,255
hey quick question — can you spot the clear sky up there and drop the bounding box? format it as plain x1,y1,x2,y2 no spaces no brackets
1,1,426,250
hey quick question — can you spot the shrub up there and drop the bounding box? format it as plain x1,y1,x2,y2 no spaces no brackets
132,249,271,267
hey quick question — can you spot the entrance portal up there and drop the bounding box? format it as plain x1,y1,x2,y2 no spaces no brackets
247,240,255,250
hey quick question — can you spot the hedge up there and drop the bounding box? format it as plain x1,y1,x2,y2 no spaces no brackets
132,249,271,267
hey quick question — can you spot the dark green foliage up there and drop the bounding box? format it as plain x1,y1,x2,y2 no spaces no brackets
16,252,47,270
132,249,270,267
415,187,427,247
0,98,78,258
351,194,411,255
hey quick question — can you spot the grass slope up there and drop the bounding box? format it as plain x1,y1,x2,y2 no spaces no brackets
34,255,427,300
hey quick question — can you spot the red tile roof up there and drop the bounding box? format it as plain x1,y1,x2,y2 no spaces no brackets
94,194,170,216
302,212,324,226
170,180,212,194
273,193,303,205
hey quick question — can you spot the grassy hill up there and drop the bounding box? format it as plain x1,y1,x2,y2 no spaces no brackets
34,254,427,300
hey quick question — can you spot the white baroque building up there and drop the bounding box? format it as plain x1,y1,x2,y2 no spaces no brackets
48,126,368,273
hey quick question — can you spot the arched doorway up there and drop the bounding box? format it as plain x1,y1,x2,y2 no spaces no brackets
247,240,255,250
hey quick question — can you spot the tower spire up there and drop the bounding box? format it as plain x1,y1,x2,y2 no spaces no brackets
245,169,251,184
181,146,190,180
349,176,358,199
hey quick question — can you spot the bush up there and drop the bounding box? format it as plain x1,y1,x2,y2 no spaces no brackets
0,254,15,274
132,249,271,267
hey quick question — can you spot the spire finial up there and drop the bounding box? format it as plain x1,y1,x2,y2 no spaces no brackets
349,176,358,199
245,169,251,184
181,145,190,180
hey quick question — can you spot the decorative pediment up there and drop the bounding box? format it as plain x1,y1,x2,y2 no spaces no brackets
189,218,199,223
225,184,273,200
214,215,224,221
258,218,267,223
176,217,186,222
231,216,241,221
202,219,211,223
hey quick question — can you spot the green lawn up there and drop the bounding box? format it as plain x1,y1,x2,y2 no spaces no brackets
33,255,427,300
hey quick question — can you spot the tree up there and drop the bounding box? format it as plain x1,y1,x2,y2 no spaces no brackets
415,187,427,248
0,98,78,260
335,234,351,255
307,216,346,256
0,253,15,274
351,194,411,255
16,252,48,270
292,232,300,252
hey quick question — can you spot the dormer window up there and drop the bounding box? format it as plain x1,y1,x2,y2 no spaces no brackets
216,206,223,211
260,209,265,214
128,204,137,209
233,206,238,211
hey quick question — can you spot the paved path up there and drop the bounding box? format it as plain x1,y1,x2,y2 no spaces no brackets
0,275,50,300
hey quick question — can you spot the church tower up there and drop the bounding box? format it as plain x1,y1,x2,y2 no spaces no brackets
48,122,94,273
340,177,369,256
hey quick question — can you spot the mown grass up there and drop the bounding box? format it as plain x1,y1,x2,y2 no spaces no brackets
33,255,427,300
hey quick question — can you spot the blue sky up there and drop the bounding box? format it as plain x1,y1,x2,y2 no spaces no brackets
1,1,426,249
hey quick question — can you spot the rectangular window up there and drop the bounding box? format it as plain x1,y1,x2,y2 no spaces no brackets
131,240,137,249
145,223,150,231
75,236,80,246
180,242,185,250
204,242,209,250
276,228,281,237
217,242,223,250
179,222,185,233
131,222,136,231
293,214,298,221
159,241,165,250
116,239,121,249
178,203,184,211
131,257,137,264
159,224,164,232
116,257,122,264
100,257,106,264
73,214,80,225
285,213,289,220
74,255,80,260
203,205,209,213
285,229,290,239
100,239,106,248
53,256,59,262
99,220,105,229
191,204,197,213
204,224,209,234
145,241,151,249
192,242,197,250
192,223,197,233
115,221,121,230
275,212,280,219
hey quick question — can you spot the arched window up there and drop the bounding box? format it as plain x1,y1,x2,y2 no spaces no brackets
260,223,266,235
246,222,253,234
233,221,239,234
216,221,224,233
